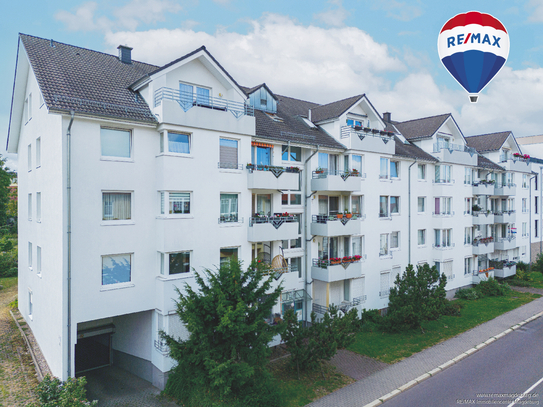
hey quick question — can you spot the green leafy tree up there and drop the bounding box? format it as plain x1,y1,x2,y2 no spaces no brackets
33,375,97,407
162,259,284,406
0,156,15,229
532,252,543,275
385,263,447,332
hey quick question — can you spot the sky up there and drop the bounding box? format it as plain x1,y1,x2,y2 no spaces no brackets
3,0,543,171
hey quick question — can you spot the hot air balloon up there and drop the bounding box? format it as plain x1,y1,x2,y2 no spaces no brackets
437,11,509,103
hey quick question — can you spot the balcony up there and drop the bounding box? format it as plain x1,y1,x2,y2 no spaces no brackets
490,260,517,278
246,164,300,190
153,87,255,135
311,257,363,282
494,236,517,251
247,215,299,242
472,237,494,255
494,183,517,196
472,268,495,284
472,181,495,195
432,142,478,166
472,212,494,225
311,169,362,192
494,210,516,223
339,126,395,155
312,295,367,315
311,215,361,237
499,156,531,173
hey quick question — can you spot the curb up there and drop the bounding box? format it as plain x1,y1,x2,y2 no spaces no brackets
363,310,543,407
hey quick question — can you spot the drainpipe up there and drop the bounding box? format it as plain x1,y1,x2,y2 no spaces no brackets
303,146,319,323
408,160,417,265
66,111,74,377
529,174,536,264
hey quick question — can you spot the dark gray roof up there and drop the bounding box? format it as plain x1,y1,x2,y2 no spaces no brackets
466,131,511,152
394,137,438,162
20,33,159,123
245,90,346,149
477,155,504,171
310,95,363,123
393,113,450,140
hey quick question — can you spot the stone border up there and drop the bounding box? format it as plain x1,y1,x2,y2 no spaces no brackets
10,309,45,381
363,310,543,407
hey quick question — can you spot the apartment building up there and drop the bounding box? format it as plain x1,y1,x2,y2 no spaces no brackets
8,34,532,389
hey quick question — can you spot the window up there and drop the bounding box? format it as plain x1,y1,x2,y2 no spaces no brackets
252,145,271,166
464,197,471,215
536,197,539,214
418,229,426,245
464,227,472,245
282,145,301,162
418,197,425,213
523,174,528,188
352,195,363,216
24,93,32,123
536,175,539,191
317,152,329,172
391,231,399,249
219,138,239,169
168,192,190,214
28,290,33,319
380,158,389,179
522,198,528,213
36,192,41,222
179,83,210,106
434,197,452,215
289,257,303,278
102,193,131,221
101,128,131,158
390,196,400,214
536,220,539,238
28,242,32,269
379,196,389,218
347,118,363,128
161,131,190,154
36,137,41,168
220,247,238,266
28,194,32,221
380,234,389,256
102,253,132,285
435,164,452,183
522,246,527,256
434,229,452,248
390,161,400,178
37,246,41,275
282,192,301,205
391,266,401,286
464,257,472,275
522,222,528,237
220,194,239,222
380,272,390,297
352,236,365,257
282,237,302,249
418,164,426,180
161,252,190,275
28,144,32,171
352,155,362,174
464,168,471,184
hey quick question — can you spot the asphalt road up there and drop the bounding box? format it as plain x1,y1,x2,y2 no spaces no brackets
382,317,543,407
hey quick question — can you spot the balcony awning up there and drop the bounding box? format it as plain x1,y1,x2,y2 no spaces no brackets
252,141,274,148
281,289,311,303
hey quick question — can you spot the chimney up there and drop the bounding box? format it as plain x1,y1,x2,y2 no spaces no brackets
117,45,133,64
383,112,391,123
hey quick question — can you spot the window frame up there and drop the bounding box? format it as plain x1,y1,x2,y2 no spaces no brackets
282,145,302,162
28,193,32,221
159,251,192,277
418,229,426,246
159,191,192,217
100,127,133,161
390,231,400,250
417,164,426,180
101,191,133,225
219,137,240,170
417,197,426,213
101,253,134,288
282,191,302,206
390,160,400,179
37,246,42,276
220,193,240,224
28,144,32,172
36,192,41,222
36,137,41,168
160,130,191,156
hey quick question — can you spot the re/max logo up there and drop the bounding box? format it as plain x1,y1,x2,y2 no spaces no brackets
447,33,501,48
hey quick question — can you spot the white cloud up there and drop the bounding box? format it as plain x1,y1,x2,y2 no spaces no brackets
527,0,543,22
372,0,422,22
55,0,183,32
314,0,349,27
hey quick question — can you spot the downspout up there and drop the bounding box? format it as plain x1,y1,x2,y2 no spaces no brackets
303,146,319,323
67,111,74,377
529,174,536,264
408,160,417,265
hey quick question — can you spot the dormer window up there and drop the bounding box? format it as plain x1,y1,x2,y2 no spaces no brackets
248,85,277,113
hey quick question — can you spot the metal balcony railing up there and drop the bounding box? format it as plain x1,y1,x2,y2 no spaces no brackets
433,141,477,155
472,237,494,246
379,289,390,298
154,87,254,118
432,211,455,216
218,214,243,224
249,215,297,227
340,125,394,140
154,339,168,354
312,214,359,223
312,256,363,268
312,169,364,179
246,164,301,174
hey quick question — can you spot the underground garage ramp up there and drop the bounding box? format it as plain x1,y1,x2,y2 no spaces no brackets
75,324,115,374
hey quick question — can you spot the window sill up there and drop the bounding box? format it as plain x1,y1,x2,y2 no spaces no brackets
100,156,134,163
156,215,193,220
418,245,426,249
28,315,33,321
36,165,41,169
101,220,135,226
37,272,42,279
219,169,242,174
417,212,425,215
156,274,193,281
219,222,243,228
379,254,392,259
157,152,193,159
417,179,426,182
379,216,392,220
100,282,135,291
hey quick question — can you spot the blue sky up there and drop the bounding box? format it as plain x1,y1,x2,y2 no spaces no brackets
3,0,543,169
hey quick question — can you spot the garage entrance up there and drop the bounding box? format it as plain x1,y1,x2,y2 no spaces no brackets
75,324,115,374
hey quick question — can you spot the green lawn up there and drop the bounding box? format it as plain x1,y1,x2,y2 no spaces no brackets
507,272,543,289
348,291,540,364
0,277,17,290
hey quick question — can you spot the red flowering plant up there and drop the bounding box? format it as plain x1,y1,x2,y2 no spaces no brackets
342,256,352,262
352,255,362,261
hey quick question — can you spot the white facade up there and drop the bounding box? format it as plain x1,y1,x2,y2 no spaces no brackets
8,36,533,389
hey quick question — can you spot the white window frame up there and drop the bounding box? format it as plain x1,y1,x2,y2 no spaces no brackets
418,229,426,246
160,130,192,156
36,137,41,168
36,192,41,222
282,145,302,162
417,164,426,180
390,160,400,179
434,229,453,248
25,93,32,123
101,253,134,289
379,157,389,180
464,257,472,275
379,234,389,257
282,191,302,206
28,144,32,172
101,191,134,225
28,290,33,320
434,197,452,216
391,231,400,250
100,127,133,162
435,164,452,184
219,137,241,170
220,193,241,224
37,246,42,276
159,191,192,218
159,251,192,278
28,193,32,221
417,197,426,213
28,242,32,270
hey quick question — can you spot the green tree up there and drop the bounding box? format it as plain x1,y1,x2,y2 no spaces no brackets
0,156,15,229
385,263,447,332
162,259,284,406
532,252,543,275
33,375,97,407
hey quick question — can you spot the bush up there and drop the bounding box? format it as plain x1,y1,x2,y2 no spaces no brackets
443,301,463,316
360,309,382,332
507,279,532,287
455,287,479,300
516,261,530,273
532,253,543,275
474,277,510,297
33,375,97,407
515,267,532,282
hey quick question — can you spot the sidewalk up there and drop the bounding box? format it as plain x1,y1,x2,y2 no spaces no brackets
308,289,543,407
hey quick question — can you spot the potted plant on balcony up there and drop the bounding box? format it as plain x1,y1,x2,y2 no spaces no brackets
330,257,341,265
246,163,255,170
344,209,352,219
472,204,482,212
342,256,352,263
351,168,359,177
336,212,344,219
315,167,324,174
363,127,371,133
352,255,362,262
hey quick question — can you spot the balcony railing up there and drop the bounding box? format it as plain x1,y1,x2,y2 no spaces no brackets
246,164,301,176
154,87,254,118
472,237,494,246
496,183,516,189
433,142,477,155
312,214,359,224
154,339,168,354
219,214,243,223
432,211,455,216
312,169,364,179
433,179,455,184
489,259,516,270
499,154,529,163
312,256,363,268
379,289,390,298
340,125,394,140
249,215,297,227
